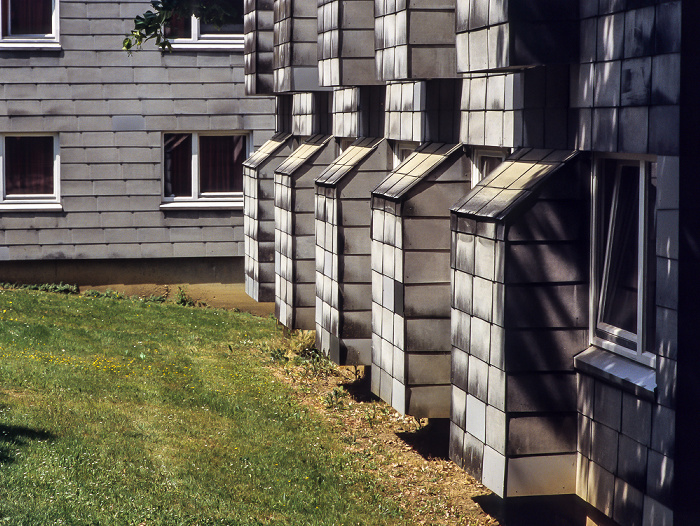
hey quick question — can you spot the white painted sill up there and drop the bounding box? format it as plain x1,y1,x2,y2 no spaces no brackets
574,346,656,401
0,41,61,51
160,200,243,211
0,202,63,212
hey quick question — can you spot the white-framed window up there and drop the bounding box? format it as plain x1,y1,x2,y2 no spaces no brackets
165,6,243,51
392,141,419,169
161,132,249,210
0,134,61,211
471,148,507,187
591,156,656,366
0,0,60,49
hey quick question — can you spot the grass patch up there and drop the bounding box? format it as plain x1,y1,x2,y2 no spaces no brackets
0,289,407,525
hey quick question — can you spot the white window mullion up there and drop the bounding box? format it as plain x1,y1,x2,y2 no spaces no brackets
191,132,199,199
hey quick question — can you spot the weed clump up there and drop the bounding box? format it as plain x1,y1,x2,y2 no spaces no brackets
1,282,79,294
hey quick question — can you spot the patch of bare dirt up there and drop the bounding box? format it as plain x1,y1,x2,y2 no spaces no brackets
265,352,500,526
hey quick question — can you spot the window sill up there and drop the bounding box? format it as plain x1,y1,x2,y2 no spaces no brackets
169,41,243,52
0,41,61,51
0,202,63,212
160,200,243,211
574,346,656,401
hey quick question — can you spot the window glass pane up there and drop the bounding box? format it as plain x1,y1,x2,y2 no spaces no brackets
9,0,52,35
200,21,244,35
199,135,245,193
5,136,54,195
165,14,191,39
164,134,192,197
599,165,640,336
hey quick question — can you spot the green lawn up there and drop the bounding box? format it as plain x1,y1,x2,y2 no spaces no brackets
0,288,406,525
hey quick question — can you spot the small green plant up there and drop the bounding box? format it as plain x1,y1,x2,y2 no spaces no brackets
175,286,196,307
83,289,125,300
269,347,289,363
323,387,348,410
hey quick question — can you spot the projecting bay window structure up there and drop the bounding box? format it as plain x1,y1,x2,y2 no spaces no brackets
449,149,587,498
0,0,60,48
274,134,337,330
314,138,391,365
162,133,249,209
591,158,657,367
371,142,470,418
0,135,61,211
243,133,295,302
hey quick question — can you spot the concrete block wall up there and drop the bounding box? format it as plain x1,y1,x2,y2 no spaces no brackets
318,0,377,87
371,144,470,418
384,81,426,143
274,134,337,329
243,133,294,301
244,0,275,95
375,0,457,81
292,91,331,137
0,0,275,263
314,138,391,364
459,66,570,151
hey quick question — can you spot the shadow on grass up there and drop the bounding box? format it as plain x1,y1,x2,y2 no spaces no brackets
0,424,55,464
396,418,450,460
338,367,379,403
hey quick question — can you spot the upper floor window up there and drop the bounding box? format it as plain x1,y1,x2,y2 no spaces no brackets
0,134,61,210
592,157,656,366
165,9,243,51
161,132,248,210
0,0,60,48
471,148,507,187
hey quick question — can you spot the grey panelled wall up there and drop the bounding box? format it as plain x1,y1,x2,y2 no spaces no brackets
371,143,470,418
450,149,588,498
314,137,391,365
0,0,274,263
243,133,294,302
273,0,325,92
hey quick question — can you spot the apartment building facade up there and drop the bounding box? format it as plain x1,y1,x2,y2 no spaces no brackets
242,1,695,524
0,0,275,304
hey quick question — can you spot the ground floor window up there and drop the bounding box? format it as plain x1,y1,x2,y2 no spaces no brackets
592,157,656,365
163,133,248,208
0,134,60,209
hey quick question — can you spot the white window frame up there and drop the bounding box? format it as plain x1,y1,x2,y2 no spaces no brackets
392,141,419,169
471,148,508,187
160,131,250,211
0,0,60,49
590,155,655,367
168,14,243,51
0,134,61,211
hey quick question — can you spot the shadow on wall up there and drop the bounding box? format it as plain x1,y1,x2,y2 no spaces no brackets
0,257,274,316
